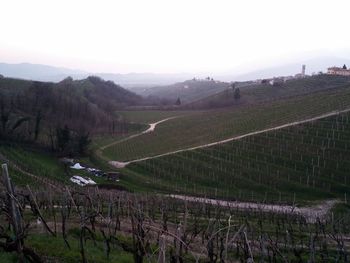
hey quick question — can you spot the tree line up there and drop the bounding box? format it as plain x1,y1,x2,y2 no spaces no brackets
0,76,148,155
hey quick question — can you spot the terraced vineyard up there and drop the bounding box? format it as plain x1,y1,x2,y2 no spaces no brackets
125,110,350,204
103,85,350,162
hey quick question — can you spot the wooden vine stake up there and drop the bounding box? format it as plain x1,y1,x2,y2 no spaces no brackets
2,164,24,261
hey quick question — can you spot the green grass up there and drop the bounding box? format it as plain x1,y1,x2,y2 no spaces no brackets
0,252,17,263
91,123,147,150
0,144,69,186
0,233,135,263
115,110,193,124
92,134,134,150
330,203,350,217
102,85,350,162
123,110,350,204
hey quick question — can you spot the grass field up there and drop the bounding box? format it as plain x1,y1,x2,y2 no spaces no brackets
115,110,193,124
0,144,68,186
102,85,350,162
91,126,147,150
122,110,350,204
91,111,190,152
0,231,135,263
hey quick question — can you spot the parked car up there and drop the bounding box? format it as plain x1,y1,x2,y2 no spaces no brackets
84,177,97,185
70,176,86,186
70,175,96,186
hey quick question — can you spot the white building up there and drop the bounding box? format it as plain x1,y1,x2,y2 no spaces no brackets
327,66,350,76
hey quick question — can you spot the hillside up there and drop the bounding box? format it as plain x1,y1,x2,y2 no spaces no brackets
125,109,350,204
130,79,231,103
1,74,350,263
0,76,145,153
101,80,350,162
185,74,350,109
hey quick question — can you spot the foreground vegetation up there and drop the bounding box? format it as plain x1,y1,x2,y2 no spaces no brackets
1,166,349,262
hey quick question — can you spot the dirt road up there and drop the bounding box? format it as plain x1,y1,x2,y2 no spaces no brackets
110,107,350,168
168,194,339,223
101,117,177,151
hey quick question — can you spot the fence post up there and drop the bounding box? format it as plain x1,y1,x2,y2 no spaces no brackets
2,164,24,261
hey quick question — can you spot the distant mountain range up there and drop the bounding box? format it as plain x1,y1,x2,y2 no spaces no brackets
1,56,350,87
0,62,192,87
0,63,86,81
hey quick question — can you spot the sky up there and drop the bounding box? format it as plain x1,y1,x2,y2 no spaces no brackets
1,0,350,74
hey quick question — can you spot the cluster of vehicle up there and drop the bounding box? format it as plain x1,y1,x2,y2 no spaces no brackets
69,175,96,186
68,161,121,186
86,168,106,177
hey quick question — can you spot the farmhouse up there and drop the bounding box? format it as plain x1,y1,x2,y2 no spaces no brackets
327,66,350,76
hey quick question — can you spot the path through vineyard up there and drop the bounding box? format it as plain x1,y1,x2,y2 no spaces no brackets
110,107,350,168
168,194,339,223
100,117,177,150
95,117,178,162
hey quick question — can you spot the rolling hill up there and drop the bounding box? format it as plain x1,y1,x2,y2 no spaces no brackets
0,62,86,82
184,74,350,109
0,76,146,152
102,80,350,162
130,79,232,103
2,66,350,263
0,62,192,86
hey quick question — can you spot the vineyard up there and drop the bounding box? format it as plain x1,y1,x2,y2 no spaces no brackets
185,75,350,109
102,85,350,162
1,163,349,262
1,76,350,262
0,145,68,187
124,110,350,204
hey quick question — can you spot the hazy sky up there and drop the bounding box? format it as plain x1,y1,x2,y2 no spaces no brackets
1,0,350,74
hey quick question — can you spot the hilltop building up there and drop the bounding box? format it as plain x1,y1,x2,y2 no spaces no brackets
327,65,350,76
257,64,307,85
295,64,307,78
